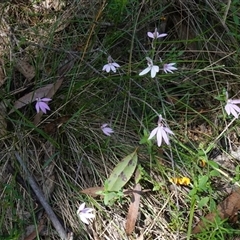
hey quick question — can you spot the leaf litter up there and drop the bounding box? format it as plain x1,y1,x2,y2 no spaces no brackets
15,57,36,82
193,188,240,234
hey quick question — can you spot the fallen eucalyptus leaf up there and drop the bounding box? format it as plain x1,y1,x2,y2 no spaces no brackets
9,83,55,114
125,183,141,235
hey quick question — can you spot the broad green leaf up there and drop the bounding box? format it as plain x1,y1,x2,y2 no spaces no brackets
104,192,117,206
208,160,219,169
210,169,220,177
189,187,197,197
198,197,209,208
106,149,138,192
198,175,209,190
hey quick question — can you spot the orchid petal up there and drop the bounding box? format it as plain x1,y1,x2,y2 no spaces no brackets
230,104,240,112
77,203,85,213
106,65,111,72
157,33,167,38
35,102,40,113
101,124,114,136
230,104,240,118
230,99,240,104
161,129,170,145
164,127,174,135
39,102,50,114
80,215,90,225
156,127,163,147
103,127,114,136
147,32,154,38
77,203,95,225
225,104,231,115
110,65,117,72
231,109,239,118
148,127,158,140
112,62,120,68
139,67,151,76
151,65,159,78
102,64,107,71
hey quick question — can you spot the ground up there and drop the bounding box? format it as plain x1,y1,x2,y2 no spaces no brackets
0,0,240,239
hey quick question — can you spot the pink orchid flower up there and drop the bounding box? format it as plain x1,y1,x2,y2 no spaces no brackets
147,28,167,39
139,57,159,78
35,97,51,114
225,99,240,118
101,123,114,136
148,115,174,147
102,56,120,73
163,63,177,73
77,203,95,225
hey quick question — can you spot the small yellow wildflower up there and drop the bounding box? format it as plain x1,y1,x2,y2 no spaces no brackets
170,177,191,186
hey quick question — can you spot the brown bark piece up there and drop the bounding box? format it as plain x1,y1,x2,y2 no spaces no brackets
125,183,142,235
192,191,240,234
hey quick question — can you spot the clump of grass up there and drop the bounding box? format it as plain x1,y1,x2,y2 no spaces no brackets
1,0,240,239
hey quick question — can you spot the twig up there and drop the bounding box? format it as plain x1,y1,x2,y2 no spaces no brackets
14,152,68,240
223,0,232,24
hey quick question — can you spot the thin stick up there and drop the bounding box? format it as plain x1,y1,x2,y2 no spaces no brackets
14,152,68,240
223,0,232,24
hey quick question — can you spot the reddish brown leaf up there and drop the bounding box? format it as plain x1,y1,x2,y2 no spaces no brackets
81,187,104,197
192,190,240,234
125,183,141,235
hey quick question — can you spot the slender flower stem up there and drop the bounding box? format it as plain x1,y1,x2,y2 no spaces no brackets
187,195,196,240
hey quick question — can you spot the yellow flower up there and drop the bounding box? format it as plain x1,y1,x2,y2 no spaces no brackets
179,177,191,185
170,177,191,186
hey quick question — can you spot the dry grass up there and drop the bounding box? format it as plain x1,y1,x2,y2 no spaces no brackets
1,0,240,239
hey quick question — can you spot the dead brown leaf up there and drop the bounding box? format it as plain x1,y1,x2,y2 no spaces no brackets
15,58,35,81
192,190,240,234
81,187,104,197
33,78,63,125
125,183,142,235
10,54,76,121
44,115,71,135
34,55,76,125
9,83,56,114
